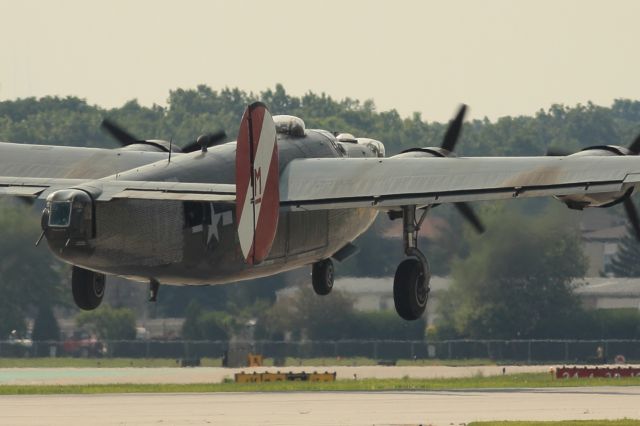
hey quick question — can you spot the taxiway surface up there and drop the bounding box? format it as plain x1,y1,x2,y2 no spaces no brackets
1,387,639,425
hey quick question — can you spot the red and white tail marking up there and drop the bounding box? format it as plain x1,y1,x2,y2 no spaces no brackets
235,103,279,265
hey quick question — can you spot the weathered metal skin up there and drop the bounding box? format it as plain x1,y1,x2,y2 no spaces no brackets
43,130,379,285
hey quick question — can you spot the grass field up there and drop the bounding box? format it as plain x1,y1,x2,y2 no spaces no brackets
1,373,639,395
0,357,496,368
0,358,192,368
468,421,640,426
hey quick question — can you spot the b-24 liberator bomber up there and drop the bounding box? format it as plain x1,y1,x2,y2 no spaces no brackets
1,102,640,320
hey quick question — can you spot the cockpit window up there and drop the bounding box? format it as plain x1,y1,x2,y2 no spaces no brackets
49,201,72,227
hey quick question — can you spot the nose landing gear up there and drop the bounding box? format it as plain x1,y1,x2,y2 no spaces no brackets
393,205,431,321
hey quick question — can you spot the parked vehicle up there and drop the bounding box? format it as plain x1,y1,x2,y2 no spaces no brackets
62,331,105,357
5,330,33,357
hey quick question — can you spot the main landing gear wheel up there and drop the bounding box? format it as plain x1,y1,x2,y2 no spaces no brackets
71,266,106,311
391,205,431,321
312,258,334,295
393,258,428,321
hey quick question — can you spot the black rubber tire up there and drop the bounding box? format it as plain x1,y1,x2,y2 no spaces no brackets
312,259,334,296
393,258,428,321
72,266,105,311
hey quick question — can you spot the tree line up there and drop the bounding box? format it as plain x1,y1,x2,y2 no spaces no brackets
3,84,640,156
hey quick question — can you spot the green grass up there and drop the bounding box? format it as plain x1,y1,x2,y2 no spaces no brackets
468,421,640,426
0,357,494,368
0,358,225,368
1,373,639,395
261,357,495,367
0,358,180,368
396,358,496,366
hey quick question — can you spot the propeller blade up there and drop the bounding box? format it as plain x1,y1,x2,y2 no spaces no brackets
623,197,640,241
628,134,640,155
100,119,139,146
546,147,571,156
182,130,227,153
441,104,467,152
454,202,485,234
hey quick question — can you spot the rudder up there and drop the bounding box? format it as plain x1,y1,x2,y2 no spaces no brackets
235,102,279,265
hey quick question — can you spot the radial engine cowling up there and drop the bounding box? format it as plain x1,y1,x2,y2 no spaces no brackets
391,146,455,159
556,145,632,210
117,139,178,152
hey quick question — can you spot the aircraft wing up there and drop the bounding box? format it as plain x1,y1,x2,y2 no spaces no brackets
0,177,84,198
0,176,235,203
279,156,640,211
0,141,169,179
88,180,235,202
0,142,235,203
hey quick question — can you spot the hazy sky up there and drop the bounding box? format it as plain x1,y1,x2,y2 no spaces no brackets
1,0,639,122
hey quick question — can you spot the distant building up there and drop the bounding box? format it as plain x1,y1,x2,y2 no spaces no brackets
277,276,448,326
286,275,640,326
580,209,626,276
337,276,449,326
574,277,640,310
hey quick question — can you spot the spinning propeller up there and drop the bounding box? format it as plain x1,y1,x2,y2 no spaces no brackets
100,119,227,153
547,134,640,240
623,194,640,241
443,105,486,234
621,135,640,240
182,131,227,153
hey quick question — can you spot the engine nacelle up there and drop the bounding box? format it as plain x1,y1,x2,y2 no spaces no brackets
118,139,179,152
556,145,631,209
391,147,455,159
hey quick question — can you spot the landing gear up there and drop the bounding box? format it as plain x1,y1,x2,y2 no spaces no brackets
392,205,431,321
394,258,428,320
149,278,160,302
312,258,334,295
71,266,105,311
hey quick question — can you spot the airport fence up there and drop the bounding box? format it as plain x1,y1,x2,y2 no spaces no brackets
1,339,639,363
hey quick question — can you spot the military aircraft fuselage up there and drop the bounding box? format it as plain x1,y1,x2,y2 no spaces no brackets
42,129,380,285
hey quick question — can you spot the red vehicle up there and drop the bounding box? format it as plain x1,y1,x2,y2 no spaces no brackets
62,331,104,357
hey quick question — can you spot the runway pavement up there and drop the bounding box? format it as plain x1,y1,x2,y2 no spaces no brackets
1,387,639,425
0,365,552,385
